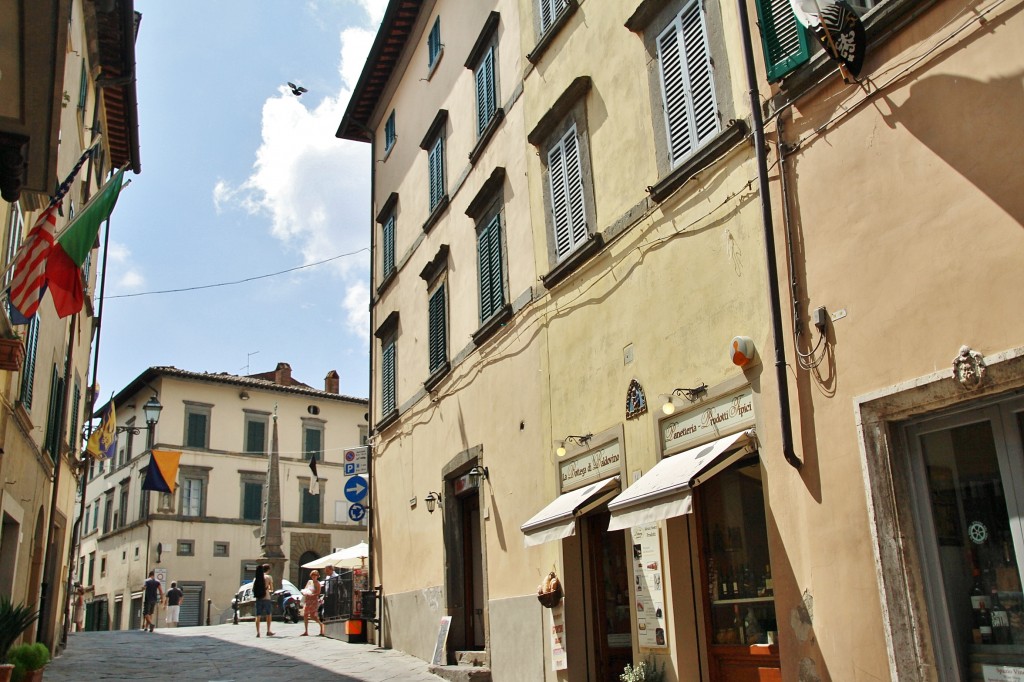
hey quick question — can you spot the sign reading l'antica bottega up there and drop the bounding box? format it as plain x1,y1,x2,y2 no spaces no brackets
661,389,755,453
559,440,621,492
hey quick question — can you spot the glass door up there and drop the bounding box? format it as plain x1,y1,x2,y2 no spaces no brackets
907,398,1024,681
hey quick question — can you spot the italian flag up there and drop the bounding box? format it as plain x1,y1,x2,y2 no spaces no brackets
46,167,126,318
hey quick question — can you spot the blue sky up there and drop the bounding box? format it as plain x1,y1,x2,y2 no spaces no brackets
94,0,387,400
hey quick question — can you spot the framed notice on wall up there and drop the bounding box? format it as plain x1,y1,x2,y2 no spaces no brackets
631,523,668,648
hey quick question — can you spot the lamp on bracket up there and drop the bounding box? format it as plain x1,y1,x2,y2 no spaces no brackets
468,465,489,483
424,491,442,514
556,434,593,458
661,383,708,415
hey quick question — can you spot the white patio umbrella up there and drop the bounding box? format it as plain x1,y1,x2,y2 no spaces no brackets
300,541,369,569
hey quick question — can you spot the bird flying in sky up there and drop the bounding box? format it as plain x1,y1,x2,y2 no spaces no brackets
287,82,308,96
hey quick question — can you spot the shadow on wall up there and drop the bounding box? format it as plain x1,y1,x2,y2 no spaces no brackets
879,70,1024,227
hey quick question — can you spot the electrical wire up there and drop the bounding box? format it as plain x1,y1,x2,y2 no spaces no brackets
105,247,369,299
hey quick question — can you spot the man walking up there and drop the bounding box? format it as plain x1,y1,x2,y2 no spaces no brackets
143,570,163,632
164,581,183,628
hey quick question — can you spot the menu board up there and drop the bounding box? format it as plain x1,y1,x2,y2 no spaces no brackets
631,524,668,648
549,602,568,670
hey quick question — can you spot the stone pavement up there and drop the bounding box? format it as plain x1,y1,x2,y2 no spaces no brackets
47,620,444,681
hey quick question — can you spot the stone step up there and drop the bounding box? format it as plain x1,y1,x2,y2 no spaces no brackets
427,664,492,682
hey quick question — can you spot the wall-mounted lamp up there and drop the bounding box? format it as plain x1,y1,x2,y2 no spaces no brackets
115,395,164,434
156,542,163,563
239,390,250,401
424,491,442,514
556,434,593,458
661,384,708,415
468,466,489,483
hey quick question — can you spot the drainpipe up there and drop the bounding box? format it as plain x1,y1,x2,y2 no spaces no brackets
735,0,802,469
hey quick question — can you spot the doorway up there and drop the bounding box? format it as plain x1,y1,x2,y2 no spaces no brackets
585,512,633,681
0,513,20,595
461,493,484,650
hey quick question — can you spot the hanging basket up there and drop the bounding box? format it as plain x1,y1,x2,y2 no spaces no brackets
0,337,25,372
537,585,563,608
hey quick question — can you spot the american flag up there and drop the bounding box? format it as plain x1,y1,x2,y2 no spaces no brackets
7,145,95,320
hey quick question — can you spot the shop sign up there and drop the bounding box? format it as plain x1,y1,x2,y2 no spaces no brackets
560,441,621,492
984,666,1024,682
661,389,755,454
549,603,568,670
630,524,668,648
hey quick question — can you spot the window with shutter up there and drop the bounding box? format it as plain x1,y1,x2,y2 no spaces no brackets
428,284,447,374
539,0,570,34
384,110,396,152
69,380,81,450
242,481,263,521
381,339,397,415
304,425,323,462
383,214,396,277
475,47,497,135
44,366,64,460
182,478,203,517
657,1,720,168
18,315,38,408
245,416,267,454
477,212,505,323
301,485,321,523
185,411,208,448
755,0,811,81
428,17,442,67
428,136,445,211
547,124,588,261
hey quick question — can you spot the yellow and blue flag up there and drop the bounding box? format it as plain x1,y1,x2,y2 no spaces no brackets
142,450,181,494
86,402,117,460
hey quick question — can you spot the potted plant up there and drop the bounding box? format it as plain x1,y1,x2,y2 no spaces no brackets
5,643,49,682
620,657,665,682
0,596,39,682
0,335,24,372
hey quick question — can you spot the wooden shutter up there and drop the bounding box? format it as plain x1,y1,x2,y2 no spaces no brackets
428,136,445,210
428,18,441,66
428,285,447,372
477,213,504,322
547,125,588,261
755,0,810,82
658,3,719,167
19,315,39,407
302,487,320,523
475,47,496,135
383,214,395,276
539,0,569,33
304,427,322,461
246,418,265,453
381,340,396,414
186,412,207,448
243,482,263,520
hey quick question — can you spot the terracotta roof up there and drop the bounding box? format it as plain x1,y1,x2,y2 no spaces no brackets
336,0,425,142
92,0,142,173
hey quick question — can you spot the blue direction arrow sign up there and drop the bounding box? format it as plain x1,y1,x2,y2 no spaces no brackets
348,503,366,522
344,475,368,504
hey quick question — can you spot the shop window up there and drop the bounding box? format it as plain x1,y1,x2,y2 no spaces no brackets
698,457,780,677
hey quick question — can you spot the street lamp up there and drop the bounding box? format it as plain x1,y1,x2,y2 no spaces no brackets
116,395,162,448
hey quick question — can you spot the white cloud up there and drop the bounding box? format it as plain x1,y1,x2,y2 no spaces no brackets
214,12,383,345
105,241,146,292
116,269,145,291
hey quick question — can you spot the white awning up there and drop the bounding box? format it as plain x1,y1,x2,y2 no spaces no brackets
521,476,621,547
606,430,756,531
300,540,370,569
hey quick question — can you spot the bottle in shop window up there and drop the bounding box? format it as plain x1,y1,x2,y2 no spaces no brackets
764,564,774,597
742,565,755,599
720,570,731,600
971,569,987,611
990,589,1012,644
977,599,993,644
732,571,740,599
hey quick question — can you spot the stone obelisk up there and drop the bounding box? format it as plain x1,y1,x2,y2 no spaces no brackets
261,406,286,582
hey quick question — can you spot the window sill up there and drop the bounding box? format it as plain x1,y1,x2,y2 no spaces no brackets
376,408,400,432
527,0,579,65
648,120,749,203
424,361,451,392
472,304,513,347
469,108,505,166
422,195,450,233
376,269,397,296
541,234,604,290
427,48,444,81
381,142,395,162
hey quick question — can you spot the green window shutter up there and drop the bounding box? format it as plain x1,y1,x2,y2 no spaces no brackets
186,412,207,448
547,125,587,261
428,17,442,67
478,213,504,323
755,0,810,82
242,482,263,521
428,285,447,373
475,47,496,135
246,419,266,453
381,341,396,415
44,366,61,460
69,381,81,450
301,487,320,523
383,214,396,276
19,316,39,408
304,427,322,461
428,136,445,210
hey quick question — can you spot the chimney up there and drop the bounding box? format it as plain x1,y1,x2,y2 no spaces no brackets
325,370,340,394
274,362,292,386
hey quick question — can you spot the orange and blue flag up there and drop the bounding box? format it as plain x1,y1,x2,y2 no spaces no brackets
142,450,181,494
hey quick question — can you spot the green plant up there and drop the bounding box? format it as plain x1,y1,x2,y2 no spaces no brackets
6,642,49,681
620,657,665,682
0,596,39,663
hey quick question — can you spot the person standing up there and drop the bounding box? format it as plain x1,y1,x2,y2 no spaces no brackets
143,570,163,633
164,581,183,628
301,569,324,637
72,584,85,632
253,563,275,637
321,564,338,620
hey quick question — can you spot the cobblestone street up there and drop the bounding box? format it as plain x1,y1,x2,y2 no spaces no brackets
47,622,443,681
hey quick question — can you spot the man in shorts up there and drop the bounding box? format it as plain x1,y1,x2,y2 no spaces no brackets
143,570,163,632
164,581,183,627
